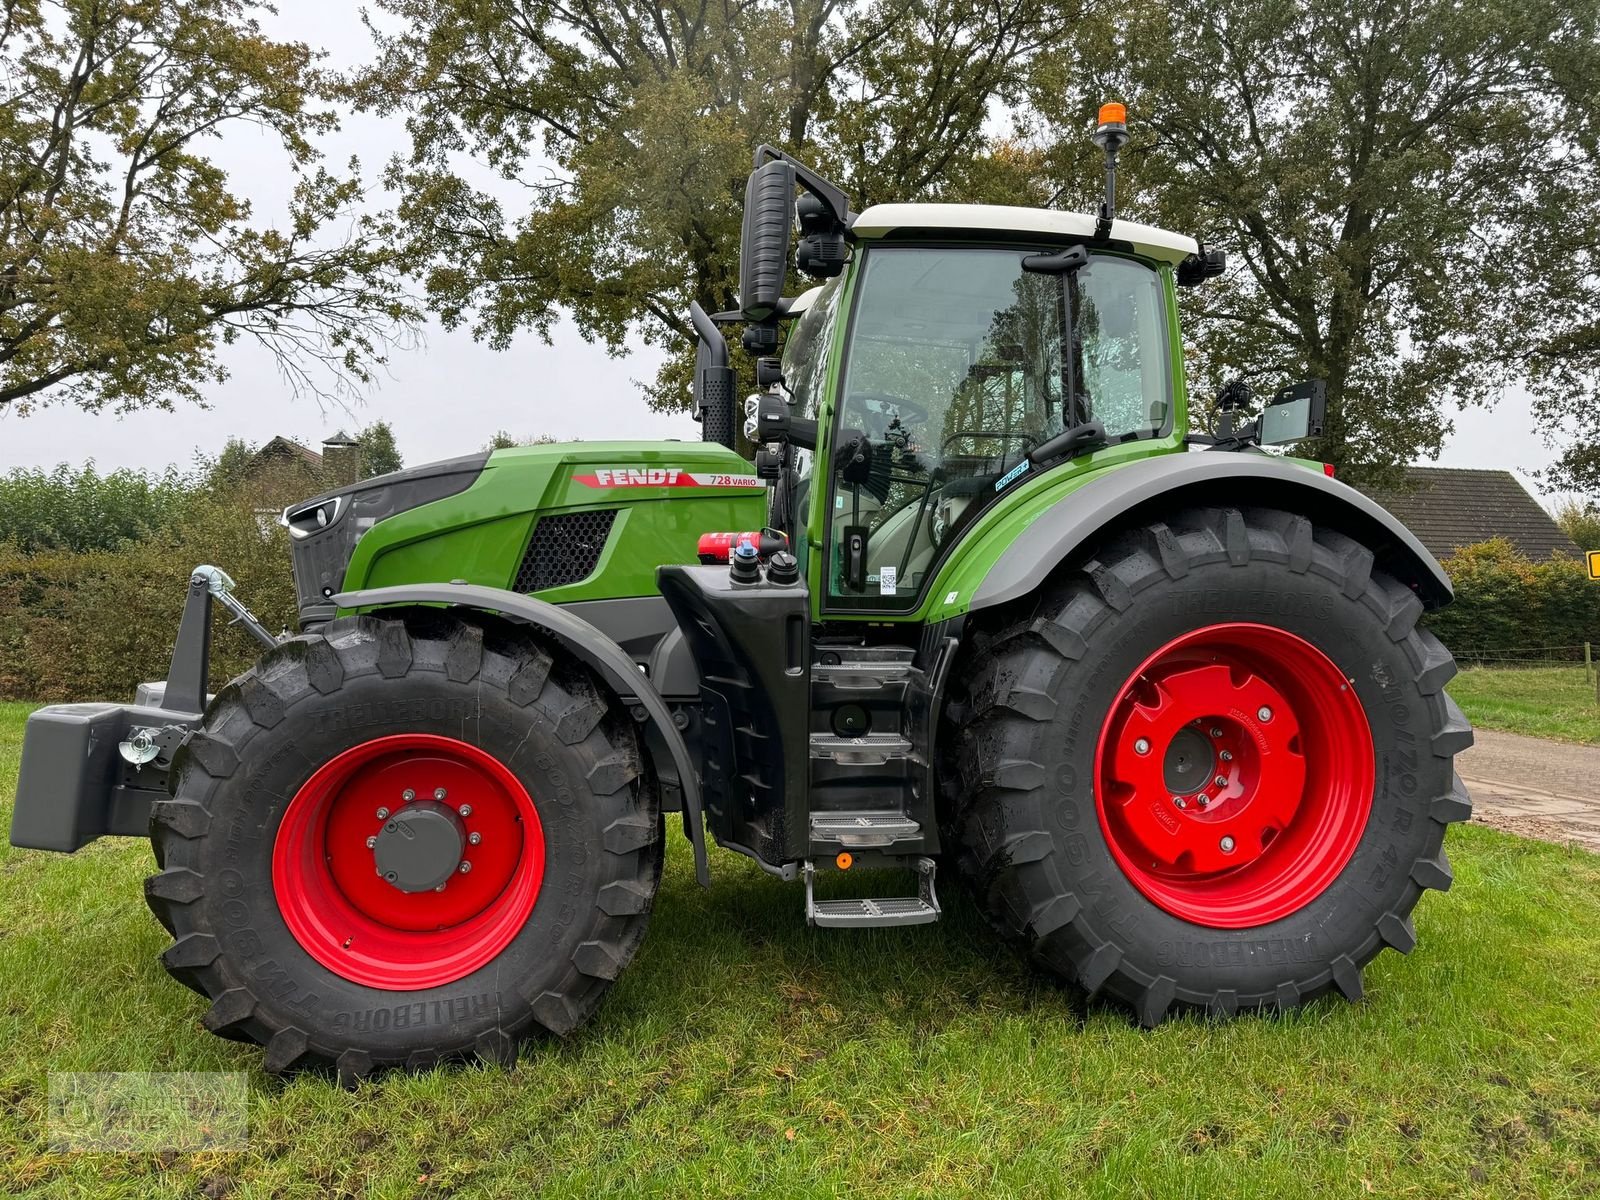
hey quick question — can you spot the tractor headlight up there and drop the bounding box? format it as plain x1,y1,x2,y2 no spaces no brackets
283,452,490,626
281,495,345,539
743,393,762,442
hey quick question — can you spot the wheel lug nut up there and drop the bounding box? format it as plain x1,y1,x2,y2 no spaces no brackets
458,804,472,818
1214,775,1228,788
1196,795,1209,808
1220,835,1236,853
468,832,482,845
1173,796,1187,810
1210,726,1223,738
458,861,472,874
402,789,416,802
1133,738,1151,755
365,835,376,849
375,806,390,820
434,882,447,892
384,870,398,881
435,788,448,801
1258,706,1273,722
1220,750,1233,762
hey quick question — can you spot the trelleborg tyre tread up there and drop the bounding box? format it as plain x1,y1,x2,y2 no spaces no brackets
144,612,662,1078
942,505,1471,1025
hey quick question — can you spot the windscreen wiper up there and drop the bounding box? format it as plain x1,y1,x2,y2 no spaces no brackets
1028,420,1107,466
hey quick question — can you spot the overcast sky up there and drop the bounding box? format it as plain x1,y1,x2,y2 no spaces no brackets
0,3,1568,503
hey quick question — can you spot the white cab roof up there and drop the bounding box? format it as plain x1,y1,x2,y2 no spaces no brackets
850,203,1199,266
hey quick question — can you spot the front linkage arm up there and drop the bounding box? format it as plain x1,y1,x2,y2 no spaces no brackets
163,566,280,714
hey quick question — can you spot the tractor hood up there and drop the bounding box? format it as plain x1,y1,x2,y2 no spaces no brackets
287,440,766,626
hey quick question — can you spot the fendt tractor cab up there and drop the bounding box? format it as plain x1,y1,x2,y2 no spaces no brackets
12,107,1471,1080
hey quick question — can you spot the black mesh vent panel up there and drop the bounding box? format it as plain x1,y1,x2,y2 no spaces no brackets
515,509,618,592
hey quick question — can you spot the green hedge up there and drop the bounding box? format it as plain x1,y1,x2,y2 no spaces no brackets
0,462,200,553
0,498,296,703
1422,538,1600,661
1,518,1594,703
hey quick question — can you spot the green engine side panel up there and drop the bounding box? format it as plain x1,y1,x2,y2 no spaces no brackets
344,440,766,601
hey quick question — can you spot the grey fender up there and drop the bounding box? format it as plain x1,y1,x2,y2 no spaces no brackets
970,452,1453,612
333,583,709,885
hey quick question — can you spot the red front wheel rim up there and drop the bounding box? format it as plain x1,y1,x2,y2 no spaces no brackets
272,733,546,989
1094,623,1374,928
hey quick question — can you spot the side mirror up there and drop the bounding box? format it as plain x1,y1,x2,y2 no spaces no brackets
1177,246,1226,287
739,159,794,323
1259,381,1327,446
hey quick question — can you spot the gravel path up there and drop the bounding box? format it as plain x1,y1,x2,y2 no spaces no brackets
1457,728,1600,853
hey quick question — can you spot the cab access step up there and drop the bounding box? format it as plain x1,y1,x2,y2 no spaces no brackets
804,856,941,928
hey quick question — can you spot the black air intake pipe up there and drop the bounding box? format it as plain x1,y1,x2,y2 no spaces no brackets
690,301,736,451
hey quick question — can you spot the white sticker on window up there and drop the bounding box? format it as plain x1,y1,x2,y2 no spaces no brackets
879,566,897,596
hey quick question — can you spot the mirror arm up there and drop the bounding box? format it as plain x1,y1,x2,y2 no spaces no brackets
752,144,854,226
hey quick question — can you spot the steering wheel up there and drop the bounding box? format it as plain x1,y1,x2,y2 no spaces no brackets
846,391,929,429
940,428,1038,461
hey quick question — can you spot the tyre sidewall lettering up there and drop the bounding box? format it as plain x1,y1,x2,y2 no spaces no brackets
1040,564,1450,994
190,663,629,1055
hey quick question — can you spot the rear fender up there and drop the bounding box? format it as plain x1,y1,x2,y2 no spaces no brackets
969,454,1452,614
333,583,709,885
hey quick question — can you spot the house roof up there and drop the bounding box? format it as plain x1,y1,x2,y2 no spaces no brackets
849,204,1199,265
251,436,323,469
1363,467,1581,561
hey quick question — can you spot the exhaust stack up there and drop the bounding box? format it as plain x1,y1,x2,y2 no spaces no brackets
690,301,736,450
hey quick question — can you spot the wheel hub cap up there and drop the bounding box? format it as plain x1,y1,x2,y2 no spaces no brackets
1094,622,1374,928
272,733,546,990
373,801,466,893
1161,726,1216,796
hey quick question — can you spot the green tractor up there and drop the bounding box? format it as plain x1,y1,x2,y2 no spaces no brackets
12,109,1471,1080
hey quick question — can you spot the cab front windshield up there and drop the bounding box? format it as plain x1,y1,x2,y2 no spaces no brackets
826,245,1170,608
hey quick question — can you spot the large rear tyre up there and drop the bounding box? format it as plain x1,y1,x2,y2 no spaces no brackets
943,506,1472,1025
145,613,662,1080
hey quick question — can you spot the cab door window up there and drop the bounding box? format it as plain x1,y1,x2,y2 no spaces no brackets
825,246,1169,609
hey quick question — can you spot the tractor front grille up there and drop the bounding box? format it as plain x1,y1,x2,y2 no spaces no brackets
514,509,618,593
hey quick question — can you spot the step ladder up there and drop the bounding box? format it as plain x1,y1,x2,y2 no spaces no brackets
809,809,922,850
804,855,940,928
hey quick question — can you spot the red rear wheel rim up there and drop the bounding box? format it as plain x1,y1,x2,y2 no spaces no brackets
272,733,545,989
1094,622,1373,928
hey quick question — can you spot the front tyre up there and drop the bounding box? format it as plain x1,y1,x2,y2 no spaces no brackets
145,614,662,1080
944,506,1473,1025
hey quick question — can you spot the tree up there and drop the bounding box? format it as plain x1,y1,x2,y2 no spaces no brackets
1037,0,1600,484
1519,12,1600,494
1556,499,1600,552
1,0,418,415
353,0,1087,409
485,431,563,449
356,420,403,477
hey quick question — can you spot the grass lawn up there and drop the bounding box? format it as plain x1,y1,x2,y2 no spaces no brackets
2,698,1600,1197
1450,666,1600,745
